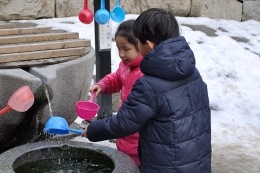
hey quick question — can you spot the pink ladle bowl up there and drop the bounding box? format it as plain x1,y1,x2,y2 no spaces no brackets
0,86,34,116
76,91,99,120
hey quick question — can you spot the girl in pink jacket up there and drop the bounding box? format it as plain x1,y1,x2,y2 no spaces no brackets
90,20,143,166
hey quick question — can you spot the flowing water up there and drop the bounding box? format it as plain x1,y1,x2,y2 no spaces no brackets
36,88,114,173
45,86,53,117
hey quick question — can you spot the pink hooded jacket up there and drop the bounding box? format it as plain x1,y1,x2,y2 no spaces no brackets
97,55,143,166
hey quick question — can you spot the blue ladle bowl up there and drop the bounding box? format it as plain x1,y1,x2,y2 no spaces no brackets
111,0,125,23
44,116,83,135
94,0,110,25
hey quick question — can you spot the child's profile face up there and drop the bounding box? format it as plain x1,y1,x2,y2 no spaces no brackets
137,39,152,57
115,35,140,65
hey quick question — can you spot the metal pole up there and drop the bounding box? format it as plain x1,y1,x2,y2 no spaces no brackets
94,0,112,120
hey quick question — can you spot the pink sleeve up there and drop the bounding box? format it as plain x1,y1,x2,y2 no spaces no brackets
97,68,122,94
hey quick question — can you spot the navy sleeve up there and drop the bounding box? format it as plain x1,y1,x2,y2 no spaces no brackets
87,78,157,142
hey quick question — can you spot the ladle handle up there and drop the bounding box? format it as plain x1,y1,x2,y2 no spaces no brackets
68,128,84,134
84,0,88,9
116,0,119,7
100,0,105,9
0,105,12,116
89,91,97,102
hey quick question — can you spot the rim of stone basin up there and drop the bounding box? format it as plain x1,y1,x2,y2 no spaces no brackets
0,140,140,173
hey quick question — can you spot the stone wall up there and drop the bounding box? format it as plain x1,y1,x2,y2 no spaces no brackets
0,0,259,22
241,0,260,21
189,0,242,21
0,0,54,20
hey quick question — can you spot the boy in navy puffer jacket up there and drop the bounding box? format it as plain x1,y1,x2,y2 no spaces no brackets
82,8,211,173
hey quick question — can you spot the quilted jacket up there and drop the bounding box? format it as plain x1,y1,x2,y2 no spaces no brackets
88,36,211,173
97,54,143,166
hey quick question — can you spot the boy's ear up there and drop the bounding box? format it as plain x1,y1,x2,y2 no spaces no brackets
146,40,156,50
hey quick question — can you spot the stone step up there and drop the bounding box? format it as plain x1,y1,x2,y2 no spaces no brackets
0,23,16,29
0,55,84,69
0,47,87,63
0,27,52,36
0,39,91,54
0,32,79,45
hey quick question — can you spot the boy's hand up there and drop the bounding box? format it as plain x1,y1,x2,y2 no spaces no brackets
90,84,102,96
81,124,89,138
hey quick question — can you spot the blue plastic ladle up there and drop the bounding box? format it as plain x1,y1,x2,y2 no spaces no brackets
43,116,83,135
111,0,125,23
94,0,110,25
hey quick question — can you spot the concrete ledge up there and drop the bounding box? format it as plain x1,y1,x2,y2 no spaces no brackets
28,47,95,126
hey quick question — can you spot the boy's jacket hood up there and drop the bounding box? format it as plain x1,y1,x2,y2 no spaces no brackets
140,36,195,80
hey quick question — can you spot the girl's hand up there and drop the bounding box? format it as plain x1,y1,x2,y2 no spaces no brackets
90,84,102,96
81,124,88,138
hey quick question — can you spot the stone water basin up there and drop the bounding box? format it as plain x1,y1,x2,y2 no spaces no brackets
0,141,140,173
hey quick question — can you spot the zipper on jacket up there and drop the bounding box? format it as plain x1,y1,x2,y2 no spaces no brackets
126,65,131,96
127,65,130,73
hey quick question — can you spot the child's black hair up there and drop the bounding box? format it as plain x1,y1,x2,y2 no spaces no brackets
133,8,180,45
115,20,139,51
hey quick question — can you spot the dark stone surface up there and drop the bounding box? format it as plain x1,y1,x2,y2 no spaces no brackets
181,24,218,37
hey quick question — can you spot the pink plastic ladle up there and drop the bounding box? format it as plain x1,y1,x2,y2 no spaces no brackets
0,86,34,116
76,91,99,120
